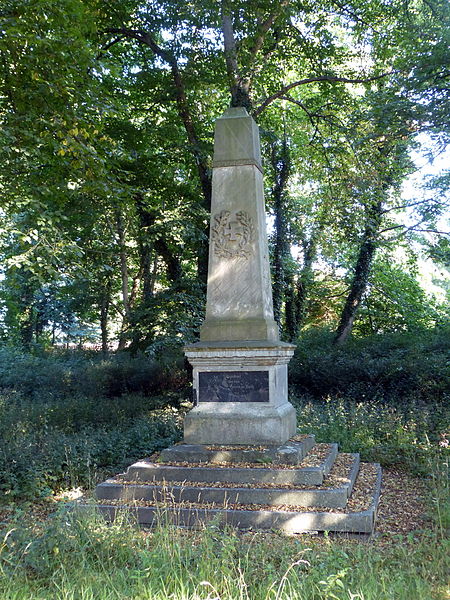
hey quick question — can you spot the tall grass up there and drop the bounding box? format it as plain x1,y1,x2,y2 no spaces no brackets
0,507,448,600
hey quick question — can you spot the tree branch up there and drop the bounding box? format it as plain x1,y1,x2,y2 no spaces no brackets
254,72,392,116
280,95,316,123
104,27,211,209
99,36,125,55
381,197,442,214
248,1,290,63
379,224,407,234
329,0,381,34
415,228,450,236
105,28,173,63
379,217,439,241
221,9,239,88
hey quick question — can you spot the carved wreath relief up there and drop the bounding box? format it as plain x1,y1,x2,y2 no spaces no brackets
212,210,255,259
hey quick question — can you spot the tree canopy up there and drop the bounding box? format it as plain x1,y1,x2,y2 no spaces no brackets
0,0,448,350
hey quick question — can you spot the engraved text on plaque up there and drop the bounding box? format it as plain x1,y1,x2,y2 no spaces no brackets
198,371,269,403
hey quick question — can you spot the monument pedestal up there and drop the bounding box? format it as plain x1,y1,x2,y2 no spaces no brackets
183,341,296,445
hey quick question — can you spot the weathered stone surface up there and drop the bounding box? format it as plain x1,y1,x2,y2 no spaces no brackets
182,107,297,444
212,107,262,171
96,450,357,509
159,435,316,465
183,341,297,444
85,464,382,534
125,461,326,486
97,480,346,508
200,108,278,343
81,106,383,536
184,401,297,445
113,443,339,487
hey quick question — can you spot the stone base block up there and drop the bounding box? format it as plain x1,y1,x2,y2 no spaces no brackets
200,317,279,343
124,443,337,487
183,340,297,445
81,433,382,534
184,402,297,445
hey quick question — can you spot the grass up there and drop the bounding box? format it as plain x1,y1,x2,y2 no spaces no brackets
0,393,448,600
0,506,448,600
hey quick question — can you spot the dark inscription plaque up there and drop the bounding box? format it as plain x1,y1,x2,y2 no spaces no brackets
198,371,269,403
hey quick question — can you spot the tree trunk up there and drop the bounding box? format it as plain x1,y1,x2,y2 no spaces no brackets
18,273,35,350
270,139,291,328
334,200,382,345
221,9,252,109
294,233,319,330
284,271,297,341
135,194,156,306
116,210,130,319
116,209,131,350
221,1,288,110
135,194,183,293
100,282,111,355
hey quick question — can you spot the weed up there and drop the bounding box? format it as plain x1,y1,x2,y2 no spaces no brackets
0,508,447,599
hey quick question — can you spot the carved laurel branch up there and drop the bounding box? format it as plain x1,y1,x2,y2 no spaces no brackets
212,210,255,259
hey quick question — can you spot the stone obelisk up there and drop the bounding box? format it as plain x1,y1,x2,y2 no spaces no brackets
183,107,297,445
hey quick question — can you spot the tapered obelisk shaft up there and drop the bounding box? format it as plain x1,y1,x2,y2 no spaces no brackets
200,107,279,342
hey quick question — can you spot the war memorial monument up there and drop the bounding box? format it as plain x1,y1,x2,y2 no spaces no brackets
94,107,382,534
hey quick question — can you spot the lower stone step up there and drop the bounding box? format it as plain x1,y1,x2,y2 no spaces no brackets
86,463,381,534
96,453,359,509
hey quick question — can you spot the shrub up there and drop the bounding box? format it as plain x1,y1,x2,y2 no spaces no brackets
0,393,182,499
0,347,189,500
0,347,189,400
291,394,449,471
290,327,450,403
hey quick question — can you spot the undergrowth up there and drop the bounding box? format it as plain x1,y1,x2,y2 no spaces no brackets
0,332,448,599
292,394,448,473
0,507,447,600
290,326,450,403
0,347,188,399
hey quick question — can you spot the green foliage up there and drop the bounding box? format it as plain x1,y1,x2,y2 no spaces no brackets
0,348,187,499
127,281,206,353
354,256,448,334
290,327,450,473
292,394,448,473
0,398,182,499
0,508,447,599
0,347,188,399
290,327,450,403
1,0,448,348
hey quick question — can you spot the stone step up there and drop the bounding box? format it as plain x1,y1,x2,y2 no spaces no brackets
87,462,381,534
96,452,358,510
158,435,315,466
124,443,338,487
